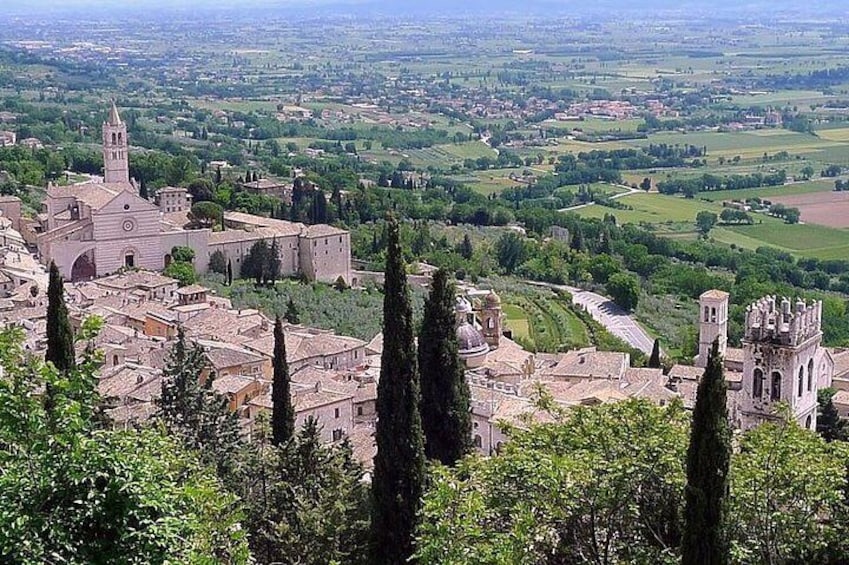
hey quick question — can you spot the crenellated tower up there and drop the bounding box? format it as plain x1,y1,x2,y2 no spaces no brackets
740,296,826,430
102,101,130,185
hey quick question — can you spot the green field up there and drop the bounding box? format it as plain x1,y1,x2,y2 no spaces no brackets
698,179,835,202
503,294,589,353
575,191,849,259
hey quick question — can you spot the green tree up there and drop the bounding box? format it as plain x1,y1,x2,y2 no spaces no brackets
209,249,227,275
285,297,300,324
728,419,849,563
170,245,195,263
457,234,474,260
241,239,271,285
163,260,197,287
649,339,662,369
682,339,731,565
268,238,281,283
271,317,294,446
416,399,688,564
817,388,848,442
494,231,527,274
0,326,250,564
240,417,370,564
156,329,241,483
696,211,718,238
227,258,233,286
371,216,426,564
46,261,75,374
418,269,471,466
606,272,640,311
190,200,224,228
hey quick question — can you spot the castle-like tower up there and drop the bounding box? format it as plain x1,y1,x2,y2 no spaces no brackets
102,101,130,185
696,289,729,368
740,296,824,430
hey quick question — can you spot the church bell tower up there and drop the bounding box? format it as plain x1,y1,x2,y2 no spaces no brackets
103,101,130,184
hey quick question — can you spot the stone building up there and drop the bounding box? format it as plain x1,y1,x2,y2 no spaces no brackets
34,103,352,284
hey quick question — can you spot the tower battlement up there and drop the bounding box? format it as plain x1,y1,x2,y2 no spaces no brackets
744,296,822,347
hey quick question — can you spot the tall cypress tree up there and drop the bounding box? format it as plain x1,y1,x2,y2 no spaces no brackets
371,216,425,564
648,339,661,369
418,269,471,466
46,261,75,374
271,316,294,446
682,339,730,565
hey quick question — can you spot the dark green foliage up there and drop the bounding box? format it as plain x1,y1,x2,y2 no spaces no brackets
227,259,234,286
190,200,224,228
606,272,640,311
240,419,370,565
0,326,250,564
156,329,242,484
371,216,426,564
46,262,75,374
209,249,227,275
268,238,281,283
817,388,848,442
163,260,197,287
271,317,294,446
418,269,471,465
285,297,300,324
457,234,474,260
649,339,661,369
682,339,731,565
241,239,271,285
170,245,195,263
495,232,527,274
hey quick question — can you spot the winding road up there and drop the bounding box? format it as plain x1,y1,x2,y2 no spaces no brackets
528,281,656,355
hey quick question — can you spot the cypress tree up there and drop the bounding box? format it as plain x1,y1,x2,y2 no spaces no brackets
226,259,233,286
371,216,425,564
648,339,661,369
418,269,471,466
271,316,294,446
46,261,75,374
682,339,730,565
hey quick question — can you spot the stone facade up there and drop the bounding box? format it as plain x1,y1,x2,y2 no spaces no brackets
35,104,352,284
739,296,830,431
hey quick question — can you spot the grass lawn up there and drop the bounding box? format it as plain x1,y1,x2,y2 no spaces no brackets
502,303,532,342
575,193,726,224
721,221,849,258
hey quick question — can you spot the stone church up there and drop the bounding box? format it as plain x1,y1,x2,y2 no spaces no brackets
35,103,351,284
695,289,833,430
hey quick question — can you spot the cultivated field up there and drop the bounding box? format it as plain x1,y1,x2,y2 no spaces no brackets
771,190,849,228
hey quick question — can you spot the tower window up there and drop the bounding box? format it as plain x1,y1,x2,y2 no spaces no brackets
753,368,763,399
808,359,814,392
771,372,782,401
112,132,117,145
704,306,710,322
710,307,717,323
798,366,804,397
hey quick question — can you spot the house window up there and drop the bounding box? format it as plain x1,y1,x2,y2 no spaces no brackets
753,368,763,399
704,306,710,322
112,354,119,366
710,307,717,323
473,435,482,448
334,407,340,419
357,406,363,416
771,371,782,401
125,254,135,268
332,429,344,442
798,367,804,397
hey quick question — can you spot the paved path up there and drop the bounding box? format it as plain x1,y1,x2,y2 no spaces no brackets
558,184,643,212
528,281,656,355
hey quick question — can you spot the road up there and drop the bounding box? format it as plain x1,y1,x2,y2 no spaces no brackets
558,184,643,212
528,281,656,355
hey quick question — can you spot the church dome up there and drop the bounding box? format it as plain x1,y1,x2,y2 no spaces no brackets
484,290,501,307
457,322,489,356
455,296,473,315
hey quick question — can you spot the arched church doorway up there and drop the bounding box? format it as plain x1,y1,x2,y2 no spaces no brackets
70,250,96,281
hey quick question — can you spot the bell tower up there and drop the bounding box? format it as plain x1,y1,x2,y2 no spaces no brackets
102,101,130,185
481,291,502,349
697,289,729,368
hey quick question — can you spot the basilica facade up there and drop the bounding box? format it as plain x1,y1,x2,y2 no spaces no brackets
35,104,351,284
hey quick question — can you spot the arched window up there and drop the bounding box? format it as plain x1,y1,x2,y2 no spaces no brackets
704,306,710,322
798,366,804,397
473,435,482,449
112,354,119,366
771,371,782,401
753,368,763,399
807,359,814,392
710,307,717,323
111,132,117,145
117,132,122,144
805,415,812,430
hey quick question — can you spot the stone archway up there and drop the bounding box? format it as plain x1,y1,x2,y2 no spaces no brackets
71,250,96,282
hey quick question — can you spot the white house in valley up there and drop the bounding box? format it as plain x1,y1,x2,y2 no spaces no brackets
34,103,351,284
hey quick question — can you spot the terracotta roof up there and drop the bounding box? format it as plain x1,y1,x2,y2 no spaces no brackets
197,340,267,371
725,347,744,364
700,289,730,301
209,225,300,244
348,424,376,472
96,270,177,291
302,224,347,238
175,284,208,295
212,374,259,395
668,364,705,382
47,182,134,210
831,349,849,380
543,349,629,380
